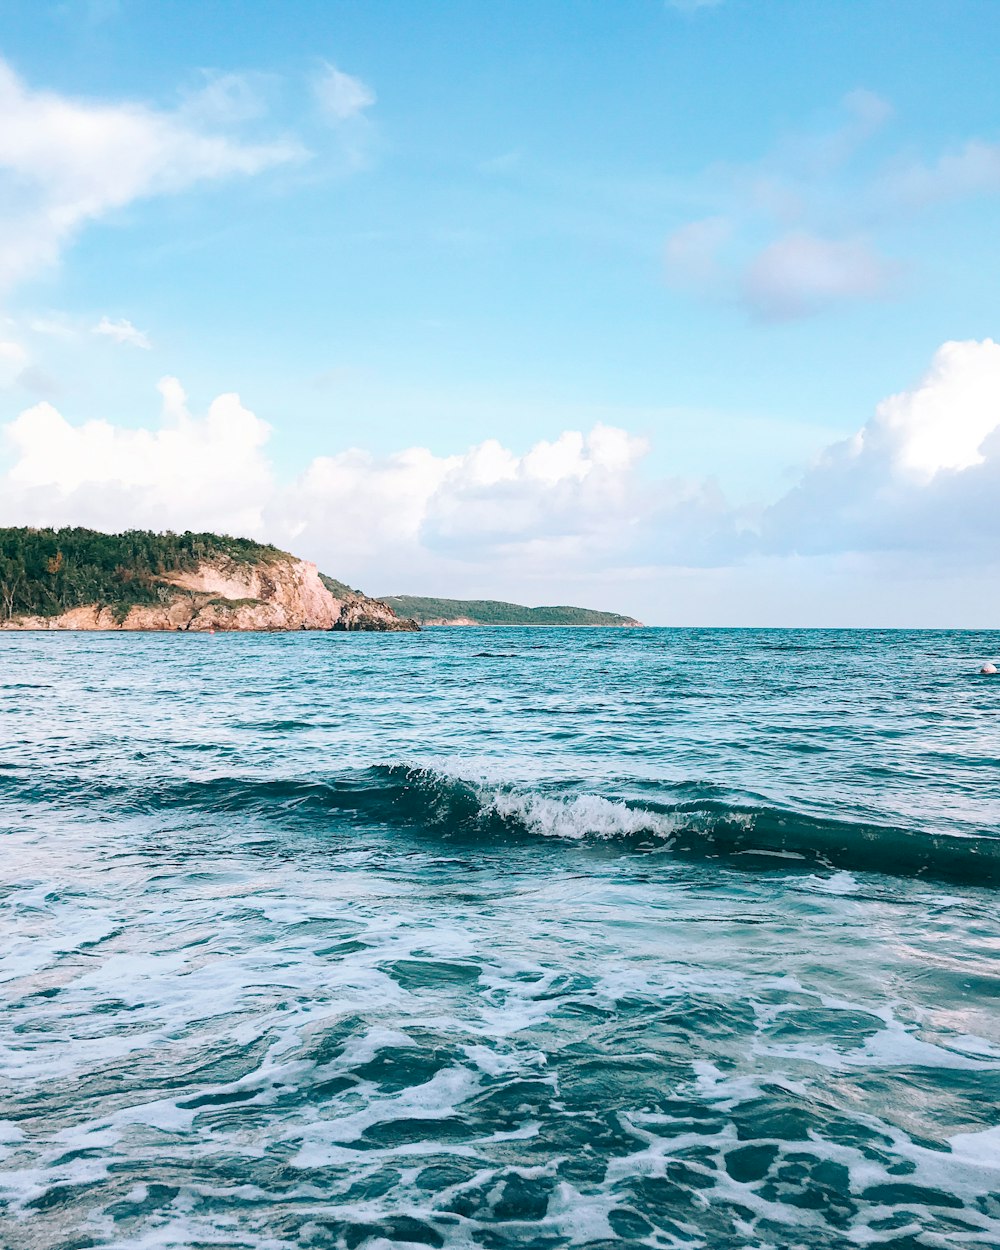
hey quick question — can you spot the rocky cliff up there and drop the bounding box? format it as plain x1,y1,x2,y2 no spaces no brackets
3,554,418,633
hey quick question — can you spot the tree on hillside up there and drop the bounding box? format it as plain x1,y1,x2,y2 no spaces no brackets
0,527,287,619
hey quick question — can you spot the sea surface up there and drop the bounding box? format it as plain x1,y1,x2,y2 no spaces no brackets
1,628,999,1250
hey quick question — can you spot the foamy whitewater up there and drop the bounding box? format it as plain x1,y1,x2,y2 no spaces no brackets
1,628,999,1249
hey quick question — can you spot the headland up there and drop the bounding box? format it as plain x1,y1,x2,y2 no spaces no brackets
0,528,417,632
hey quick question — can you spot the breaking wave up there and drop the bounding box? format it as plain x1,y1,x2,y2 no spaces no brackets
7,763,998,886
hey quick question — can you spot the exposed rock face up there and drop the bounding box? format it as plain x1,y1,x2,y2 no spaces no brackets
3,557,419,633
332,597,420,632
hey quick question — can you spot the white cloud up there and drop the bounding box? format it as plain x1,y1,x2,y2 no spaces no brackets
0,379,711,593
868,339,1000,479
762,339,1000,557
285,421,744,591
423,427,648,552
0,58,305,293
0,377,273,535
93,316,151,350
275,425,672,589
313,62,376,122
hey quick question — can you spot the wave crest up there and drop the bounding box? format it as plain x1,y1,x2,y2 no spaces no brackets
4,762,998,885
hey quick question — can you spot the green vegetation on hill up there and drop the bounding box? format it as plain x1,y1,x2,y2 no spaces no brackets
378,595,642,627
319,572,362,599
0,527,286,620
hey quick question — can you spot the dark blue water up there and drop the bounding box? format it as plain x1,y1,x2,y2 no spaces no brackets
1,628,999,1249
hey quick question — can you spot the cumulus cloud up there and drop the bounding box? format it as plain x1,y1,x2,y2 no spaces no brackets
423,427,648,553
313,63,376,122
0,377,273,535
290,445,459,566
870,340,1000,479
762,339,1000,557
275,425,681,589
93,317,151,349
280,424,743,590
2,342,997,605
0,58,305,293
0,378,732,593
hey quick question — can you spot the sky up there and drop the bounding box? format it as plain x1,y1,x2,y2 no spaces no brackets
0,0,999,625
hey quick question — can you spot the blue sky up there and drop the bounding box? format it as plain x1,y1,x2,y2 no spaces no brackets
1,0,999,624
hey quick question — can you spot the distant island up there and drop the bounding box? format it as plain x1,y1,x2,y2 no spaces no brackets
379,595,643,627
0,528,417,632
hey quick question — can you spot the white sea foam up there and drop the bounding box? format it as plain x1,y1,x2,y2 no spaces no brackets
949,1124,1000,1167
290,1064,483,1167
482,786,676,840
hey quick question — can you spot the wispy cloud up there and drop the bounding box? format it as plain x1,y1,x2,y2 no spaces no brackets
0,339,27,387
0,58,307,295
741,232,898,320
178,70,275,126
309,61,378,170
93,316,151,349
880,138,1000,209
313,62,376,123
662,89,919,320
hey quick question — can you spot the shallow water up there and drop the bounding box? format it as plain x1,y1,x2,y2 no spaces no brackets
1,628,999,1249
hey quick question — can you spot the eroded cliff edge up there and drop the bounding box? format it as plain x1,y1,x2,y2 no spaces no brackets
0,528,418,632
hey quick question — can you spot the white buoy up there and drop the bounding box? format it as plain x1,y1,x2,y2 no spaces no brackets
981,662,998,675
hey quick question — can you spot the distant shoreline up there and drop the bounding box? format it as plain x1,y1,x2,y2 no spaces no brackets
417,622,645,628
379,594,643,628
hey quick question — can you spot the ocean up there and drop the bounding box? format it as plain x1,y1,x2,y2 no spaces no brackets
1,627,999,1249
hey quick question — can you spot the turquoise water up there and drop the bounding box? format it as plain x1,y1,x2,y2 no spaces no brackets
1,628,999,1249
